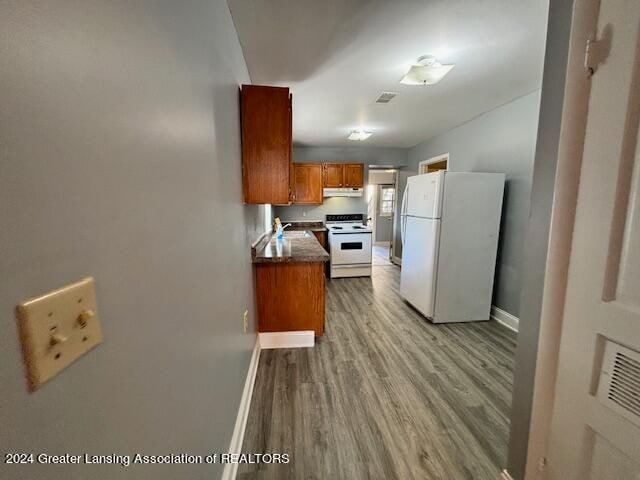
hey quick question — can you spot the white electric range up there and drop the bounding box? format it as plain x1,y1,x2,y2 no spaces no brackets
326,214,373,278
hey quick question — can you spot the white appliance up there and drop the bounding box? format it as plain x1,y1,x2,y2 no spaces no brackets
323,187,363,197
326,214,372,278
399,171,505,323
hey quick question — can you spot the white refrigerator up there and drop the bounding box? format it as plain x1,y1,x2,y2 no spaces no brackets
399,171,505,323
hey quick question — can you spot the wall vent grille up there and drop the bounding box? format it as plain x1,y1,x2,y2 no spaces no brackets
375,92,398,103
597,341,640,426
609,353,640,415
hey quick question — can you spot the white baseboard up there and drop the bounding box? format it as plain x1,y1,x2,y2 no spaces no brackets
221,338,261,480
259,330,315,349
491,305,519,332
392,255,402,265
500,468,515,480
374,241,390,246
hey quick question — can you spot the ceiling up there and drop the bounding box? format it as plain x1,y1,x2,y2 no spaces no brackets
228,0,549,148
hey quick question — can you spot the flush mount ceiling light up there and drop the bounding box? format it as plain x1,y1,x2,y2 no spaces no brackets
400,55,455,86
348,129,373,141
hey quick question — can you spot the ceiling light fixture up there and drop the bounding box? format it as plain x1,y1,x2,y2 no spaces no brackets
348,129,373,141
400,55,455,86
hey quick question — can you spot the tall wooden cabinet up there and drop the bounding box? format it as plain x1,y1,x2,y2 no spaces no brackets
241,85,292,205
292,163,323,204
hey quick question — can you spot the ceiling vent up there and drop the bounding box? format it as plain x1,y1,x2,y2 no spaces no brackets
375,92,398,104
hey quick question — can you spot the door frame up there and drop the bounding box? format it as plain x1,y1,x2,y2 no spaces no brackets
418,153,449,174
367,184,378,243
508,0,602,478
368,168,399,257
374,184,396,248
390,171,401,263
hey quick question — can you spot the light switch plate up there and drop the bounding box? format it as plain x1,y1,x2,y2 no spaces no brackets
16,277,102,391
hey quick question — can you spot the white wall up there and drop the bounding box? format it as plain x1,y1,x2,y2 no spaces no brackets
508,0,575,476
0,1,260,478
407,91,542,317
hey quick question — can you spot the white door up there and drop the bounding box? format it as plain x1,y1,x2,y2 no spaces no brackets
546,0,640,478
399,216,440,317
405,171,444,218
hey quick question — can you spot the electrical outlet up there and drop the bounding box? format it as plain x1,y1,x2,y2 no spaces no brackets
243,310,249,333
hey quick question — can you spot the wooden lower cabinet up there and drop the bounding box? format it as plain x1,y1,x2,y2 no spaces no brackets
313,231,330,277
312,230,327,251
255,262,325,336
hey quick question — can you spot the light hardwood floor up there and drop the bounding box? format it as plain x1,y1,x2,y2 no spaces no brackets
239,265,516,480
372,244,392,266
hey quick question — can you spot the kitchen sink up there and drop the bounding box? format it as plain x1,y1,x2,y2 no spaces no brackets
282,231,312,238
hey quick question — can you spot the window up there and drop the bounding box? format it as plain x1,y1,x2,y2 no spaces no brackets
379,186,395,217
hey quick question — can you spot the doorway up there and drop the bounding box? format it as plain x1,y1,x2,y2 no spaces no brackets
418,153,449,174
367,169,397,265
371,184,395,266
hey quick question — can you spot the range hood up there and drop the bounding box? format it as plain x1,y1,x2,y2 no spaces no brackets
323,187,363,198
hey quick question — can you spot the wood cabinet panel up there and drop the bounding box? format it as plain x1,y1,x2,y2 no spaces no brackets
255,262,325,336
323,163,344,187
312,231,329,277
241,85,292,204
292,164,323,204
312,230,328,251
427,160,448,173
344,163,364,187
322,163,364,188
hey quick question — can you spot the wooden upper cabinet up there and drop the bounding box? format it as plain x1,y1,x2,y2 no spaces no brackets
292,164,323,204
344,163,364,187
241,85,292,204
323,163,344,187
322,163,364,188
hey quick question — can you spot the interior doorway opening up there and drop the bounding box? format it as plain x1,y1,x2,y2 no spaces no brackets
367,168,398,265
419,153,449,174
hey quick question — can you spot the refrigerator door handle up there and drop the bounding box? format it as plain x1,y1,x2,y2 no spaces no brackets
400,183,409,244
401,215,406,244
401,183,409,216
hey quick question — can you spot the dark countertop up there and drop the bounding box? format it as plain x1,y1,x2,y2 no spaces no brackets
252,231,330,263
283,221,328,233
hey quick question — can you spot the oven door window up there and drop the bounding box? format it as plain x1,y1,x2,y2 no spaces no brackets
341,242,363,250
